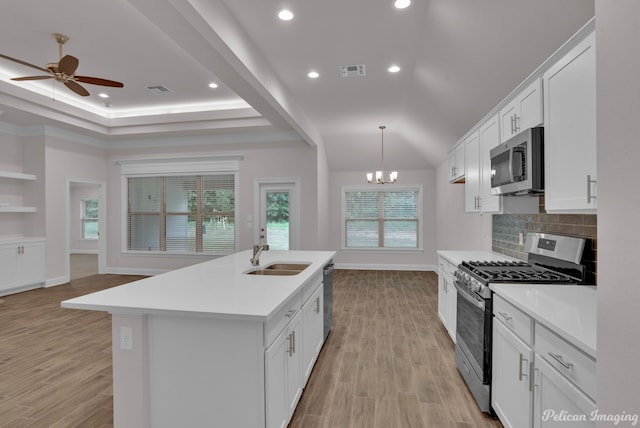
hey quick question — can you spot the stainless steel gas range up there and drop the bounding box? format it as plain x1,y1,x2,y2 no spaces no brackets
452,233,588,413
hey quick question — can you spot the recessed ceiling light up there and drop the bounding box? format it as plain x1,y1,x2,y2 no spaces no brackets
388,65,401,73
308,71,319,79
278,9,294,21
394,0,411,9
98,93,109,98
208,82,219,89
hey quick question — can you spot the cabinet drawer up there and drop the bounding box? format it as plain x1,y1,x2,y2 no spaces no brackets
535,323,596,400
493,295,533,345
265,291,302,347
301,271,322,305
438,257,456,278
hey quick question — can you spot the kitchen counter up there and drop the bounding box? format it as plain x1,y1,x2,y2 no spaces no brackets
62,249,335,321
61,249,335,428
490,283,597,357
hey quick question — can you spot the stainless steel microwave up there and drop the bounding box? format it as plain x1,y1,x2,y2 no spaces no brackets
490,127,544,196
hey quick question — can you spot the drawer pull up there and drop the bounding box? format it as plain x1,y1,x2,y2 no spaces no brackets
498,311,512,321
548,352,573,369
285,309,296,318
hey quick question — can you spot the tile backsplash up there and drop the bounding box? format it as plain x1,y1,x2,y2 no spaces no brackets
492,197,597,283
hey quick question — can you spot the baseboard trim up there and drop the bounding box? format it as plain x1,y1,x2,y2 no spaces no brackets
46,276,69,287
335,263,436,271
105,267,167,276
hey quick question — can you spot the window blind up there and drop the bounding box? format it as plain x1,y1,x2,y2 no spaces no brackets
344,189,419,249
127,174,235,254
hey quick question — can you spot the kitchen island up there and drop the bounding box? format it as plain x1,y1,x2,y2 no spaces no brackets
62,249,335,428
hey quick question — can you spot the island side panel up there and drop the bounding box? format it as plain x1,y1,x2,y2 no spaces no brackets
147,314,266,428
112,314,151,428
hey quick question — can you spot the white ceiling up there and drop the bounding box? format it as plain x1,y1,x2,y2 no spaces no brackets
0,0,594,170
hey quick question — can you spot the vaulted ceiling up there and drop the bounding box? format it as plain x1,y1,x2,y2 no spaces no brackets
0,0,594,170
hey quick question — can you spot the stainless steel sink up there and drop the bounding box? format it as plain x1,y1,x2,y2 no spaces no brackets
245,262,311,276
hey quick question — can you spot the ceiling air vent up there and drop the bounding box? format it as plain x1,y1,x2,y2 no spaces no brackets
145,85,173,95
339,64,366,77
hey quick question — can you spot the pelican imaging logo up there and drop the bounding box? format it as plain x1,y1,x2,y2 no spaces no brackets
541,409,639,425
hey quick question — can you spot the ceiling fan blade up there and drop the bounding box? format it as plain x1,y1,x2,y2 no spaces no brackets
0,53,50,74
75,76,124,88
64,80,90,97
58,55,79,75
11,76,53,81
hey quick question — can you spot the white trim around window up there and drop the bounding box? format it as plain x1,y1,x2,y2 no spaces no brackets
341,184,423,251
119,156,241,256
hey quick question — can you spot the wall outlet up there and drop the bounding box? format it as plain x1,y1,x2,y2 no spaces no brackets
120,326,133,350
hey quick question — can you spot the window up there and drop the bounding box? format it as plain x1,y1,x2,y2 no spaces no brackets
127,174,236,254
343,186,421,249
82,199,99,239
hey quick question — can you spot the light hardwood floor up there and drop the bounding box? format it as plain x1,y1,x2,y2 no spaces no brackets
0,270,502,428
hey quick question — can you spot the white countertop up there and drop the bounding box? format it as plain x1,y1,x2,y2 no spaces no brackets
61,250,335,322
490,284,597,358
437,250,516,266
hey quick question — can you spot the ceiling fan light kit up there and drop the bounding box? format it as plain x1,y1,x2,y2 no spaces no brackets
0,33,124,97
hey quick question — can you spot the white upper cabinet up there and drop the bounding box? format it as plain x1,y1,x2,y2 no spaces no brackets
543,31,596,212
465,114,502,213
448,142,465,183
500,79,543,143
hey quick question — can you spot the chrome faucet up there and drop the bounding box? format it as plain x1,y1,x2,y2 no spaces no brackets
251,244,269,266
250,228,269,266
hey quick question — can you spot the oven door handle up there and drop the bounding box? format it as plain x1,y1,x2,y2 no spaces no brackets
454,281,485,310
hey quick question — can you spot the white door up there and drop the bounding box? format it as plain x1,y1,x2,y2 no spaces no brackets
257,181,299,250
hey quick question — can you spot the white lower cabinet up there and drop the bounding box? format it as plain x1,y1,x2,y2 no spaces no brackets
492,319,533,428
0,239,46,295
533,354,596,428
302,283,324,381
437,256,456,342
266,311,302,428
492,294,596,428
265,274,324,428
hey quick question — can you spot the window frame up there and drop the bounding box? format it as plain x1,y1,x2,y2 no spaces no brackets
81,198,99,240
119,156,241,257
341,184,423,252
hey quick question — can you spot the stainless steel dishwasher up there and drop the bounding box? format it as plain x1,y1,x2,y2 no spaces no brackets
322,260,334,341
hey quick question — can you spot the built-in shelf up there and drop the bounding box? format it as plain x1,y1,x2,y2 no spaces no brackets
0,171,37,181
0,207,37,213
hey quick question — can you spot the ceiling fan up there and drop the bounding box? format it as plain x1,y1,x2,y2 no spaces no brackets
0,33,124,97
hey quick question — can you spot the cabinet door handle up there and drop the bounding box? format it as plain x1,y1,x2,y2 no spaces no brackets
510,115,515,134
287,333,293,357
315,296,320,314
498,311,512,321
548,352,573,369
291,330,296,354
514,114,520,133
587,175,597,203
519,353,528,381
531,364,537,391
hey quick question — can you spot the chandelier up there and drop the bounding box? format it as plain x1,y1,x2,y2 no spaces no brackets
366,125,398,184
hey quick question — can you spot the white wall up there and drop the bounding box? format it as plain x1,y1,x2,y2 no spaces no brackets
595,0,640,421
105,141,319,274
435,161,493,251
328,169,437,269
45,136,108,284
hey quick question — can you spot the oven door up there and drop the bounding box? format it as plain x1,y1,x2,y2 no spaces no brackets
454,281,491,384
